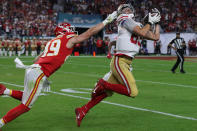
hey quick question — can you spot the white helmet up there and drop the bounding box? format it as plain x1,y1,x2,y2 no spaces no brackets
117,4,135,16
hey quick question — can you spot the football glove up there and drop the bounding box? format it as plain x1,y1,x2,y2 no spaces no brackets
151,8,160,16
103,11,118,26
42,79,51,92
148,12,161,25
143,8,161,25
151,8,161,24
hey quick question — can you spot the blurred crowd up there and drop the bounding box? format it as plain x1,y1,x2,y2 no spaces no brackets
188,39,197,56
0,0,196,38
0,36,112,57
73,36,111,55
0,0,57,37
0,36,196,57
63,0,197,33
0,37,50,57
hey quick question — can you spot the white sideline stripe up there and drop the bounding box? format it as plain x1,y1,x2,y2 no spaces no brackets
136,80,197,89
0,81,24,88
1,81,197,121
60,71,197,89
65,62,197,75
0,67,197,89
50,91,197,121
1,61,197,75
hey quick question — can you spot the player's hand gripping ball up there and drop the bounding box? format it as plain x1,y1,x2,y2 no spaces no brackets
143,8,161,24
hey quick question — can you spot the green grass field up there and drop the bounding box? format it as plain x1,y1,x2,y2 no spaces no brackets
0,56,197,131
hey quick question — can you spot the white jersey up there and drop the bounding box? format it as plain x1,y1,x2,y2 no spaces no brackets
116,14,142,58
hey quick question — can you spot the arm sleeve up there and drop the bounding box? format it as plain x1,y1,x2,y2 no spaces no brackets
169,39,174,45
182,38,185,43
121,19,138,33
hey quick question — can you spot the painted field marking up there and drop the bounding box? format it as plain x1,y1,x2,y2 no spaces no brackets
65,62,197,75
0,63,196,89
1,81,197,121
0,59,197,75
59,71,197,89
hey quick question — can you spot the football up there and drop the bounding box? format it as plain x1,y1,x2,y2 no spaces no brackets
151,12,158,17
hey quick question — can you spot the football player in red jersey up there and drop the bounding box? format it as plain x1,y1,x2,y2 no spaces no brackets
0,11,117,129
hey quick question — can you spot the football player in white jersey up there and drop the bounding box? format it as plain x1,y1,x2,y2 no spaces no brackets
75,4,161,127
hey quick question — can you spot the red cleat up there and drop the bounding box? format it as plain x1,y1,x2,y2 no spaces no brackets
91,79,105,99
75,108,86,127
107,53,112,59
0,84,6,96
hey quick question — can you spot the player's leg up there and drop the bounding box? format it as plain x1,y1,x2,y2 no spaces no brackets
4,49,7,56
75,93,107,127
0,68,46,128
92,57,128,96
75,72,118,127
91,71,114,98
0,84,23,101
171,51,181,72
0,49,2,56
18,50,21,57
85,72,117,111
179,50,185,73
26,50,28,56
9,50,12,57
98,56,138,97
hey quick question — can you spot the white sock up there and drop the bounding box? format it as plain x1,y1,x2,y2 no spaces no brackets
0,118,5,128
4,89,12,95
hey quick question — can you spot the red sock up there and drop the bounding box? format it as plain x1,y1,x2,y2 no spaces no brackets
3,104,30,124
11,90,23,101
82,93,107,113
102,80,130,96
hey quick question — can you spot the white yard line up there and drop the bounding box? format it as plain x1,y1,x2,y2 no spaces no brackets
136,80,197,89
1,59,197,75
60,71,197,89
1,81,197,121
65,62,197,75
0,62,196,88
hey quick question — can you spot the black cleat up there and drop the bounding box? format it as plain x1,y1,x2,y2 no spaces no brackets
171,69,175,74
180,70,186,74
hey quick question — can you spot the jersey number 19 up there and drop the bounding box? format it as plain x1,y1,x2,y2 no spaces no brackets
42,39,61,57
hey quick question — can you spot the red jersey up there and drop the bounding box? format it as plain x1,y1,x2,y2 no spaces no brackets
35,32,76,77
104,40,110,46
37,41,41,46
96,40,103,47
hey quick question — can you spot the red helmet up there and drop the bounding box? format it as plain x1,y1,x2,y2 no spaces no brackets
54,22,75,36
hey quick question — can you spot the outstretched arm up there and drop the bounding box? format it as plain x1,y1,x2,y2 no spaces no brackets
67,23,105,48
67,11,117,49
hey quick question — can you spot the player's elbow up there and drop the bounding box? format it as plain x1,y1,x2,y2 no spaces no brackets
154,37,159,41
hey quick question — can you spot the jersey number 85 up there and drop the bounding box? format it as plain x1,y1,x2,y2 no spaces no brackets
130,34,141,46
